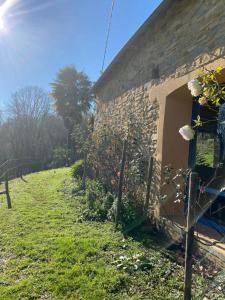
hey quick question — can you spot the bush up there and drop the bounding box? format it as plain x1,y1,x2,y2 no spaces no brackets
121,195,143,230
50,146,69,168
77,180,116,222
108,194,144,232
77,179,143,227
71,160,84,178
73,176,143,228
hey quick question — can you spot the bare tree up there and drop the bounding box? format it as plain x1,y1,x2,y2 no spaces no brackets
0,86,67,170
8,86,50,120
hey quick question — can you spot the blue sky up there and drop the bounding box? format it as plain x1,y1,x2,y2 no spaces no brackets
0,0,162,106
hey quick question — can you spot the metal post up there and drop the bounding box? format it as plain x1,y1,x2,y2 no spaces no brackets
184,172,198,300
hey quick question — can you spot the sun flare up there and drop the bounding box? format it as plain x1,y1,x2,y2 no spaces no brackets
0,0,20,32
0,17,6,31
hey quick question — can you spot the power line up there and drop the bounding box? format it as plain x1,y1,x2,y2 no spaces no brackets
101,0,116,74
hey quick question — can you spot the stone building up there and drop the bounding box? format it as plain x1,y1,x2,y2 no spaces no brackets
93,0,225,262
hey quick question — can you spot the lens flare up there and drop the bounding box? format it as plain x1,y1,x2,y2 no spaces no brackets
0,17,5,31
0,0,20,32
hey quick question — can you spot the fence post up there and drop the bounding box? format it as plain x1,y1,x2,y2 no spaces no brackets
184,171,198,300
82,152,87,190
144,156,154,215
5,174,12,209
115,139,127,228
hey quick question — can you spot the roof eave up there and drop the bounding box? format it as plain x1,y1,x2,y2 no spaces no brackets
93,0,174,93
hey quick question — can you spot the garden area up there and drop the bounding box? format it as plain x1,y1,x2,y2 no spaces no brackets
1,0,225,298
0,168,224,300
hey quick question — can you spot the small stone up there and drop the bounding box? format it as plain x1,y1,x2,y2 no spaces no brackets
152,134,158,141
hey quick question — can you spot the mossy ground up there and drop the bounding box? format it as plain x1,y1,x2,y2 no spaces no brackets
0,168,223,299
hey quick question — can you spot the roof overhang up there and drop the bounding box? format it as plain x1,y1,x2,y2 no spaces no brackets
93,0,175,93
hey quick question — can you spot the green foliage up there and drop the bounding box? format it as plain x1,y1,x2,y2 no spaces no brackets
66,178,115,221
78,180,115,222
0,168,223,300
103,192,115,211
71,159,84,178
50,66,92,131
196,151,214,167
73,175,144,229
89,126,123,193
121,195,144,230
196,133,215,167
72,116,94,157
113,253,153,273
193,115,203,127
89,120,150,200
50,66,93,160
51,146,69,168
197,67,225,107
88,109,154,228
108,194,144,231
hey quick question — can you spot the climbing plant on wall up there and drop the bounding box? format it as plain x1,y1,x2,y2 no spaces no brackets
89,121,149,197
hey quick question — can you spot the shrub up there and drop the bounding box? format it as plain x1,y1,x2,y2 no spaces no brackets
81,179,143,228
102,193,115,211
51,146,69,168
71,160,84,178
121,195,143,230
86,180,104,208
77,180,116,222
108,194,144,232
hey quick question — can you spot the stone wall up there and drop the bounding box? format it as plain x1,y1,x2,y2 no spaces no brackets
93,0,225,219
95,84,161,218
95,85,159,156
95,0,225,102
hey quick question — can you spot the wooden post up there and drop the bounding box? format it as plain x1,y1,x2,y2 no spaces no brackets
144,156,154,215
184,172,198,300
115,139,127,227
82,152,87,190
5,174,12,209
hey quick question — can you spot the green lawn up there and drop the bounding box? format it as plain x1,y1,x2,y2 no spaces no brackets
0,168,223,299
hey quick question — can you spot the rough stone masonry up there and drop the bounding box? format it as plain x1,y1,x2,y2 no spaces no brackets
93,0,225,220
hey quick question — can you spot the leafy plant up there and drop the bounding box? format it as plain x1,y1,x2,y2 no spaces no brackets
77,179,116,222
71,160,84,178
85,180,105,208
113,253,153,273
108,194,144,231
51,146,70,168
121,195,144,230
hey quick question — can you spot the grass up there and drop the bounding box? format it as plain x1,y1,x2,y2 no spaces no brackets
0,168,224,299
